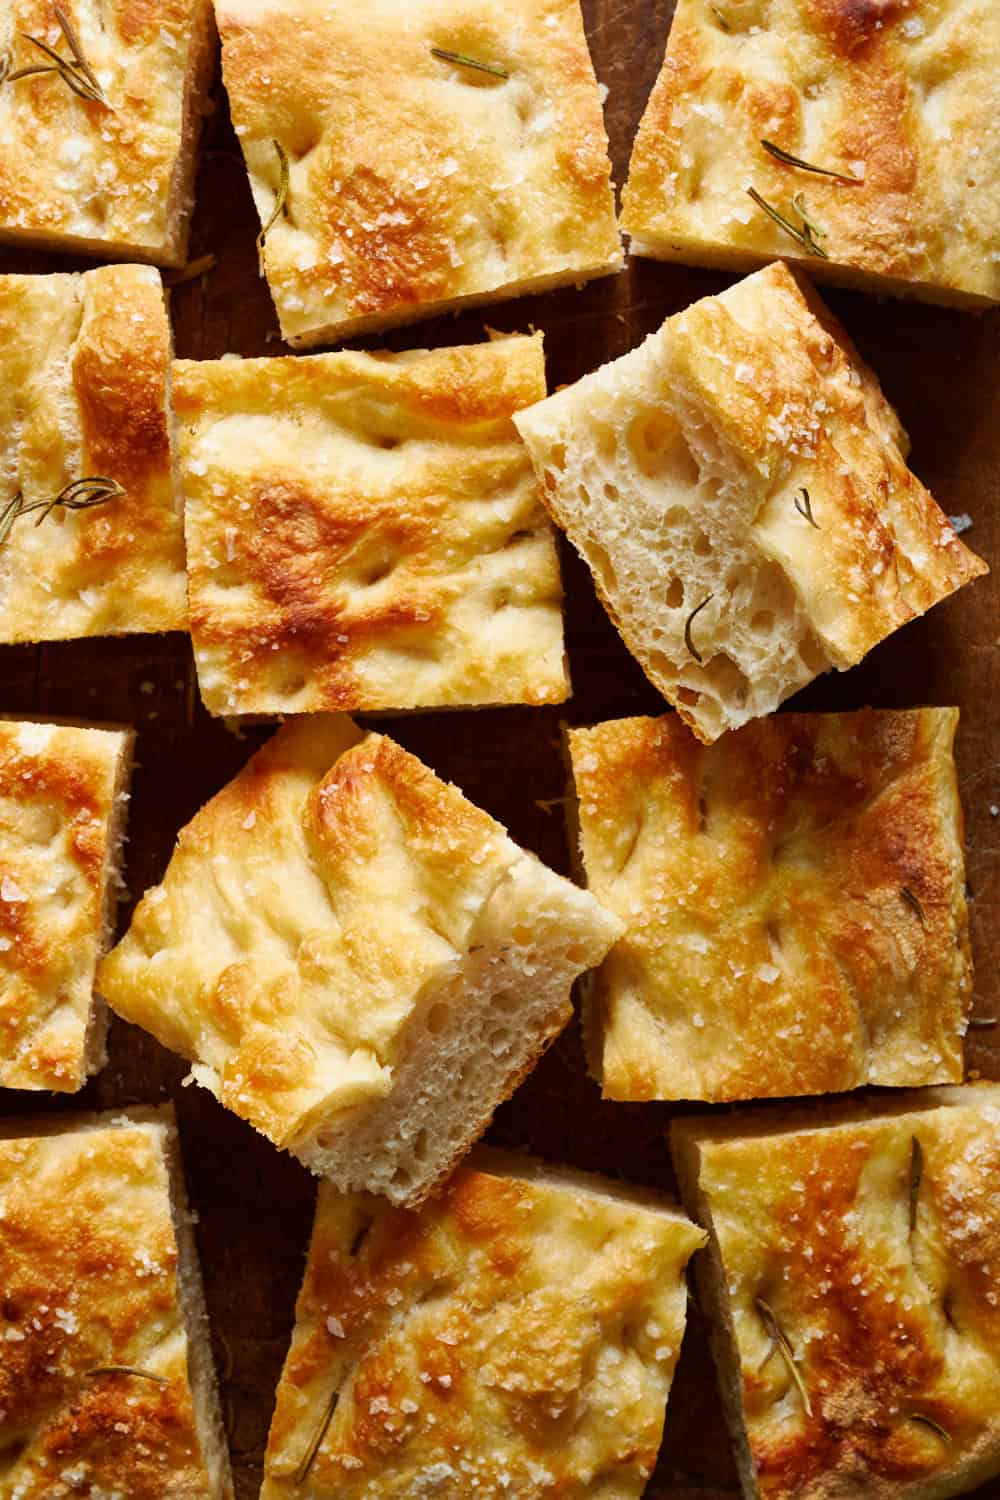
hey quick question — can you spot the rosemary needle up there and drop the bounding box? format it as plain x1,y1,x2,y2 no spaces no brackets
968,1016,998,1029
908,1412,951,1444
746,187,830,260
257,140,290,258
684,594,714,665
794,487,819,529
430,46,509,79
755,1299,813,1417
295,1388,340,1485
900,885,927,927
761,139,863,185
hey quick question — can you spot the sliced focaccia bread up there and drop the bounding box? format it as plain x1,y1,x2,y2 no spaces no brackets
97,716,622,1204
0,1105,233,1498
569,707,972,1103
213,0,621,346
621,0,1000,309
672,1084,1000,1500
174,335,567,716
0,0,215,265
261,1149,705,1497
514,262,986,743
0,716,134,1091
0,265,187,643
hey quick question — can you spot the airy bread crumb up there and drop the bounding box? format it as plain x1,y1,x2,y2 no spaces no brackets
514,262,987,743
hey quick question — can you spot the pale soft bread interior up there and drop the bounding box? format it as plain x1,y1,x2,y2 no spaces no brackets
293,853,623,1204
83,723,136,1079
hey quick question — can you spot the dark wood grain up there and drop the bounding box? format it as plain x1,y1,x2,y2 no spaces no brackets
1,2,998,1496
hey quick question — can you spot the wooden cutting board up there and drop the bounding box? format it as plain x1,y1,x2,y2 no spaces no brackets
1,2,997,1495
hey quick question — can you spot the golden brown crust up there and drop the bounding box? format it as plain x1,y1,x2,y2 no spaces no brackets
0,265,187,644
0,0,214,263
214,0,621,345
570,708,972,1103
0,717,133,1092
97,716,618,1185
0,1107,231,1498
673,1084,1000,1500
621,0,1000,307
261,1154,705,1497
174,336,567,716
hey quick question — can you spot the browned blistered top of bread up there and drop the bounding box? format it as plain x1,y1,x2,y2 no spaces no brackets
260,1150,705,1498
0,717,132,1092
0,0,213,264
97,716,615,1163
0,265,187,644
214,0,622,345
0,1107,228,1498
672,1084,1000,1500
621,0,1000,308
515,263,987,743
174,335,567,716
570,708,972,1104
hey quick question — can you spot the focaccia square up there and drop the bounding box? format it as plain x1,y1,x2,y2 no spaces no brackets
621,0,1000,309
174,335,568,716
0,1106,233,1498
261,1149,706,1498
671,1084,1000,1500
97,716,622,1204
0,0,215,265
514,262,987,744
0,717,134,1092
569,708,972,1104
0,265,188,644
214,0,622,346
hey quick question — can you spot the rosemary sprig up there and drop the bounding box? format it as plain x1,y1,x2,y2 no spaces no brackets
430,46,509,79
907,1412,951,1444
794,487,819,529
901,885,927,927
755,1299,813,1417
295,1389,339,1485
7,7,107,105
746,187,830,260
257,140,290,258
85,1365,168,1385
909,1136,923,1234
761,139,863,186
0,477,125,551
793,194,826,246
684,594,714,665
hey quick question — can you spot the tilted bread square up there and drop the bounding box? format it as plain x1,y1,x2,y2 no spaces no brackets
569,708,972,1104
0,1105,233,1498
0,717,134,1092
671,1084,1000,1500
97,716,622,1204
174,335,568,716
0,265,187,644
261,1149,705,1497
214,0,622,346
0,0,215,265
621,0,1000,309
514,263,987,743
